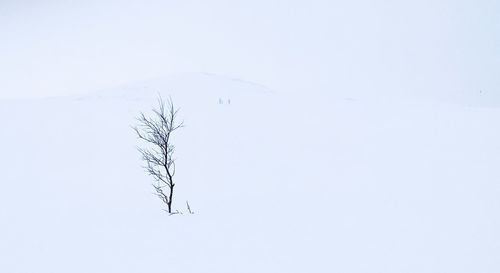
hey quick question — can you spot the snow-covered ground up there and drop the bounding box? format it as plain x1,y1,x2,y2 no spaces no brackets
1,72,499,272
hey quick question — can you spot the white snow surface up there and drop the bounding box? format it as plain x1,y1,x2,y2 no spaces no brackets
1,73,500,272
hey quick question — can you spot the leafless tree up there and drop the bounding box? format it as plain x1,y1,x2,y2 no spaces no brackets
133,96,183,214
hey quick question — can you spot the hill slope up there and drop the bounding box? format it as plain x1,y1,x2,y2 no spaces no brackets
1,74,499,272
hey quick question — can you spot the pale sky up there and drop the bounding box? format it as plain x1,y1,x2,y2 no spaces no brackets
0,0,499,98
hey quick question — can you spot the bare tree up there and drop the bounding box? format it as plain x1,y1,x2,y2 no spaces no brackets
133,96,183,214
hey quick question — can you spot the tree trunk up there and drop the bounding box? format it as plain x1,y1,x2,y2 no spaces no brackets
167,185,174,213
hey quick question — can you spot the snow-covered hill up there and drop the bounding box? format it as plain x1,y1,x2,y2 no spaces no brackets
1,74,499,272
